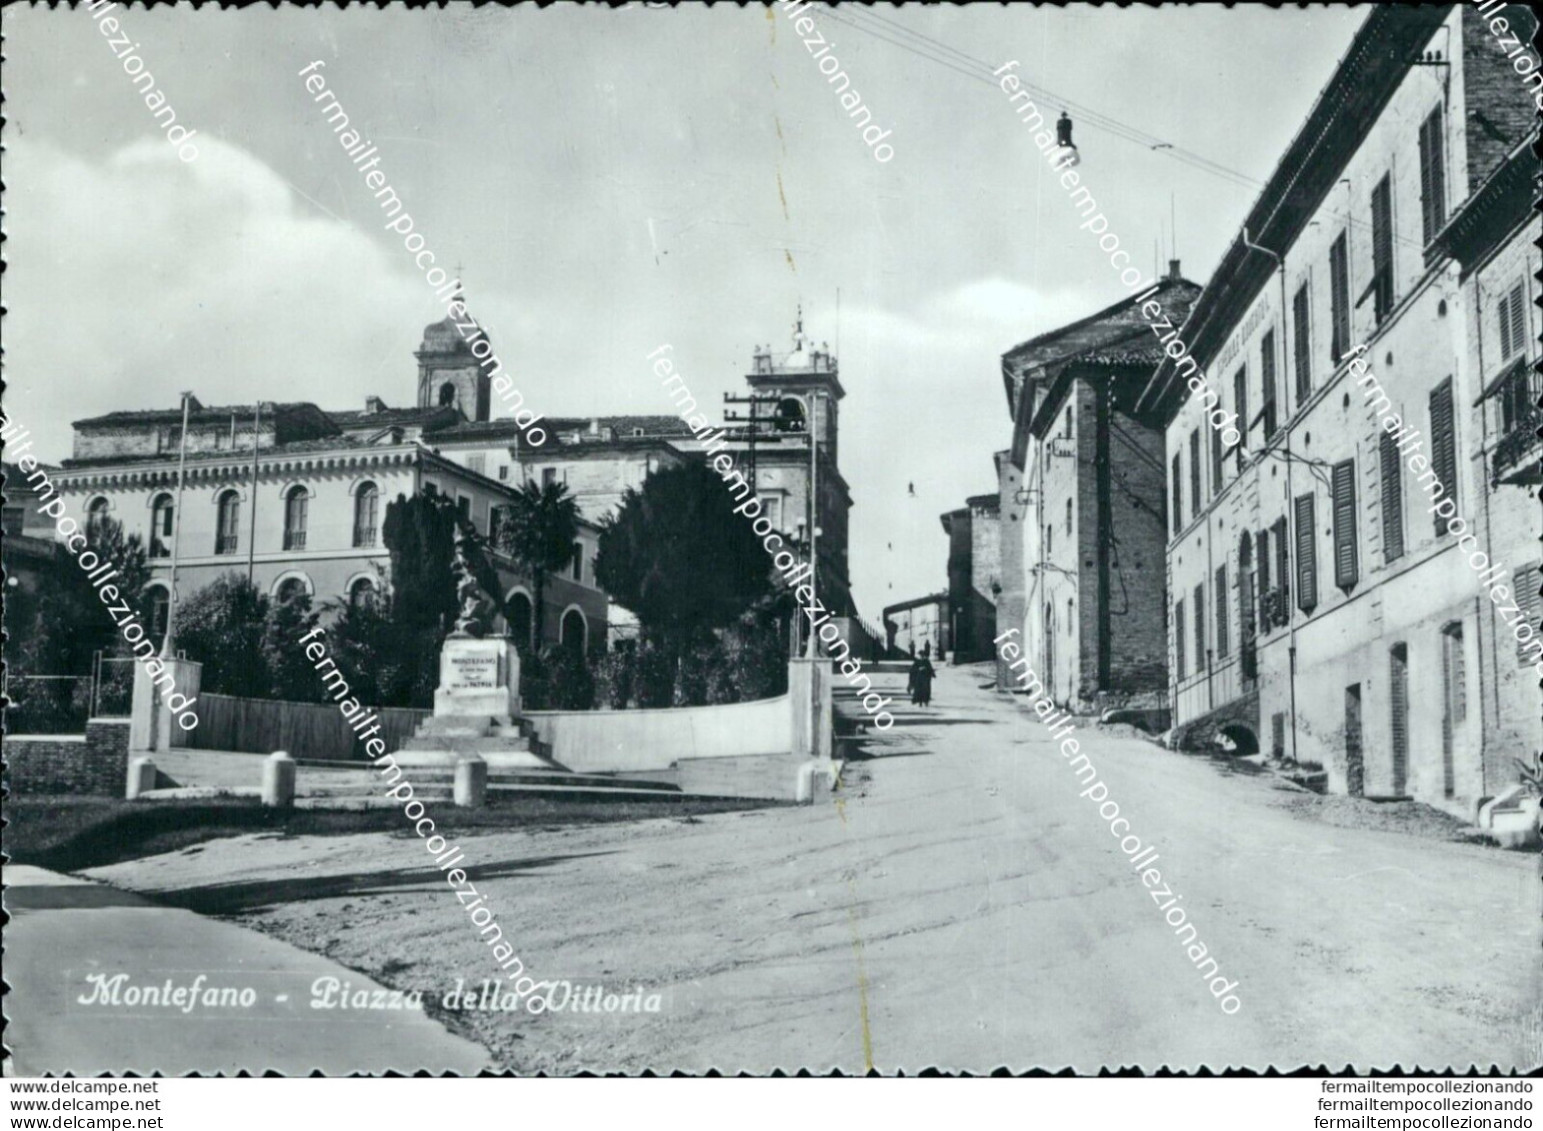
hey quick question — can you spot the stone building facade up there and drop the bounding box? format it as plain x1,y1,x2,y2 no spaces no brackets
999,270,1200,711
941,494,1001,663
1142,4,1538,815
883,593,949,659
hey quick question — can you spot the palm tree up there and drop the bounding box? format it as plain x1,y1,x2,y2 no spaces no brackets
496,479,580,649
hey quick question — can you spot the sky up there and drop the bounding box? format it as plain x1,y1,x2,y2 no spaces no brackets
1,2,1367,621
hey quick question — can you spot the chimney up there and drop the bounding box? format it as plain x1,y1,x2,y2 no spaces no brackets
365,395,386,414
1167,259,1182,281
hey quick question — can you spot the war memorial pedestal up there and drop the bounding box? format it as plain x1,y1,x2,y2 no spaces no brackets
397,636,552,769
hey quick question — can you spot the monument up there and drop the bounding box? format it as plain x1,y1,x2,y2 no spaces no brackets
397,533,551,769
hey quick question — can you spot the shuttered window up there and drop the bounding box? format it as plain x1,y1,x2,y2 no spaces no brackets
1294,494,1317,612
1233,365,1249,467
1258,526,1272,627
1272,516,1289,613
1329,233,1351,363
1215,565,1230,658
1175,600,1186,680
1499,282,1527,359
1380,431,1405,563
1210,423,1224,497
1370,175,1394,323
1429,378,1457,536
1293,283,1312,404
1193,582,1206,669
1332,459,1359,589
1514,565,1542,665
1189,429,1202,517
1172,452,1183,535
1260,333,1278,441
1418,106,1446,245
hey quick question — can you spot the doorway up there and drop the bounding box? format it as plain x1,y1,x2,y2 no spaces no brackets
1389,643,1409,796
1344,684,1364,798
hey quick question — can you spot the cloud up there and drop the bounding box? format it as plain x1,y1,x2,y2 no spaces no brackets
2,136,494,463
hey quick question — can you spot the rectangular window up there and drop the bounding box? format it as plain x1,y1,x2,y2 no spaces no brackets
1171,452,1183,535
466,454,486,477
1233,364,1250,464
1418,106,1446,245
498,464,510,481
1273,515,1290,614
1429,378,1457,536
457,495,472,523
1370,175,1394,323
571,542,584,582
1189,429,1202,517
1193,582,1206,669
542,467,559,487
1380,431,1405,563
1499,282,1527,361
1260,333,1278,440
1210,424,1224,498
1515,565,1542,665
1295,493,1317,612
1258,526,1272,625
1329,232,1351,363
1175,600,1186,680
1332,458,1359,589
1293,283,1312,405
1215,565,1230,658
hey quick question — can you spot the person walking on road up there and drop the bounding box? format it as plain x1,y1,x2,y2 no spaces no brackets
907,654,936,707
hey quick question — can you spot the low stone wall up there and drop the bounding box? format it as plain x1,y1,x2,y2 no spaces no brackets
5,719,132,795
525,694,792,774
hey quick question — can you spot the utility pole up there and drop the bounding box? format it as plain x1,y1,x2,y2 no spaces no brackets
806,389,819,656
160,391,193,658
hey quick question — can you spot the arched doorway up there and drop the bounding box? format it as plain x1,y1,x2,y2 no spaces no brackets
560,608,587,656
506,592,533,651
1218,723,1259,756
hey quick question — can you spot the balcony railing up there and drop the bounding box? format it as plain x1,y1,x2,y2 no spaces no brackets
215,534,239,555
284,530,307,551
353,526,377,548
1492,405,1541,481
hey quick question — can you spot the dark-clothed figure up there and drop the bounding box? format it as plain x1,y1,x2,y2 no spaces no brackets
907,655,936,707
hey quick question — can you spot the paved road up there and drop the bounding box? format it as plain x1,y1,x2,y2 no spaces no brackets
4,866,490,1075
83,665,1541,1073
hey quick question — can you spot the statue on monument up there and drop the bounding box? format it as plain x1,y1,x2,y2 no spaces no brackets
450,533,498,638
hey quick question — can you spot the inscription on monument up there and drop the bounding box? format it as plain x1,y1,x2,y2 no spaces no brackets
446,652,500,691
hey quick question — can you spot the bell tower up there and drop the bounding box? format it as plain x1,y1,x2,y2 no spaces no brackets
416,290,492,422
745,306,845,465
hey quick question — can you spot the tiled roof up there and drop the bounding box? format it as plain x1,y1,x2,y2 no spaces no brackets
73,403,317,428
58,436,403,469
329,407,459,428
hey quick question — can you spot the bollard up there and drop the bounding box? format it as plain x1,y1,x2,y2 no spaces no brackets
262,749,296,808
454,755,487,808
126,756,157,800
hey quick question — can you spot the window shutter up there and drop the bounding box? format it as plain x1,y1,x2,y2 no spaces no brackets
1371,176,1394,321
1260,336,1277,440
1429,378,1457,536
1273,516,1289,613
1189,429,1201,516
1501,284,1526,360
1516,565,1542,665
1293,285,1312,404
1332,458,1358,589
1258,526,1272,625
1172,452,1183,535
1329,234,1350,362
1215,565,1229,658
1210,425,1224,497
1294,495,1316,612
1419,107,1445,244
1194,582,1206,668
1380,431,1404,563
1175,600,1186,679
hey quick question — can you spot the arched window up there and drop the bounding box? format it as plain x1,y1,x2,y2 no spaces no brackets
774,398,806,433
215,490,240,555
438,382,458,408
147,585,170,649
276,577,307,606
348,577,377,612
87,497,110,538
353,482,379,547
561,608,587,656
283,486,309,551
150,494,174,558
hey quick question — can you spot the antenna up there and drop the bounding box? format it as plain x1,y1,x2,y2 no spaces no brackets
1170,192,1177,262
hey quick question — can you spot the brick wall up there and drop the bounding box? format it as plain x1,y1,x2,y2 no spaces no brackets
1103,405,1171,695
5,719,131,795
1461,5,1539,194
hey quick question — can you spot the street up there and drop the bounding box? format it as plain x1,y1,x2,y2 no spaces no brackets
82,664,1542,1073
